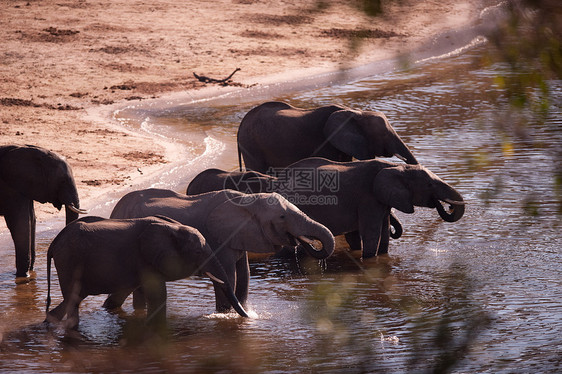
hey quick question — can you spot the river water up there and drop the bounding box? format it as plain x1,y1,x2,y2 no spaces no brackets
1,35,561,373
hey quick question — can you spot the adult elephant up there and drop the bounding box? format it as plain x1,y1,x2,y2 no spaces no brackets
186,168,403,242
107,189,335,313
0,145,86,277
186,158,465,258
46,216,248,330
236,101,418,173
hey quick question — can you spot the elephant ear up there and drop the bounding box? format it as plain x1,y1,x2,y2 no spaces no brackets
138,222,184,278
206,196,277,253
0,145,50,202
0,145,72,206
323,110,370,160
373,167,415,214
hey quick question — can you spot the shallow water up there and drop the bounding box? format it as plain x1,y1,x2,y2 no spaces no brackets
1,43,561,372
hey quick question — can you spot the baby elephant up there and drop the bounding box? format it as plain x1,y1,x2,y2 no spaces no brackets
45,216,248,330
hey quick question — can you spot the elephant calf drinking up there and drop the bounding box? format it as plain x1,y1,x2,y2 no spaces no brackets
45,216,248,330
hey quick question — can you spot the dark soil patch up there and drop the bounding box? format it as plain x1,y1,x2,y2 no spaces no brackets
320,28,405,39
228,46,311,57
94,45,134,54
76,128,124,136
119,151,167,165
82,178,127,186
249,14,314,26
0,98,81,110
0,98,41,107
43,27,80,37
101,62,147,73
109,84,136,90
240,29,284,39
17,27,80,43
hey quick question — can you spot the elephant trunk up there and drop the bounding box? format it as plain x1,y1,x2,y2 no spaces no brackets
434,196,465,223
291,216,335,259
389,212,403,239
206,272,249,318
60,181,86,225
394,142,418,165
65,205,80,225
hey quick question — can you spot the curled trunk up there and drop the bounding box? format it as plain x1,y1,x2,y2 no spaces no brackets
291,217,335,259
434,197,465,222
389,212,403,239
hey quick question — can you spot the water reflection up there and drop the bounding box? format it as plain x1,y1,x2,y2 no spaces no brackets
1,45,561,372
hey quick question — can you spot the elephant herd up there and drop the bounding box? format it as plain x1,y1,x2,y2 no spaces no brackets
0,101,465,331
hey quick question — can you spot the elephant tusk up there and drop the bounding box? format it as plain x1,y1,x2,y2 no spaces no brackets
67,204,88,214
298,236,323,251
443,199,466,206
394,153,407,162
297,235,314,245
205,272,225,284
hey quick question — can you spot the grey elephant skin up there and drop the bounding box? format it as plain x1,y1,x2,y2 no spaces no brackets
0,144,85,277
108,189,335,313
236,101,418,173
186,158,465,258
186,168,404,243
46,215,248,330
186,169,274,196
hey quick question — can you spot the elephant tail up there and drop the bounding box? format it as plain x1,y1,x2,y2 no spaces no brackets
46,249,52,314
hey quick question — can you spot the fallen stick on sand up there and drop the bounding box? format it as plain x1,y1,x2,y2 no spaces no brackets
193,68,241,84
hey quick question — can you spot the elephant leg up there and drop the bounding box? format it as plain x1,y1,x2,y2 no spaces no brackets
144,281,167,330
376,213,391,255
234,252,250,307
62,278,86,329
213,282,233,313
132,288,147,310
358,203,388,259
47,300,68,323
345,231,362,251
213,254,239,313
29,202,36,271
103,288,135,310
4,198,33,277
64,298,82,330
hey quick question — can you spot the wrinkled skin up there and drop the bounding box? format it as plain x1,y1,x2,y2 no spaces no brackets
0,145,85,277
187,158,465,258
45,216,248,331
107,189,335,313
236,101,418,173
186,167,404,249
284,158,465,258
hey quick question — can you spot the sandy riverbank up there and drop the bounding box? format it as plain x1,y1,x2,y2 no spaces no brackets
1,0,487,223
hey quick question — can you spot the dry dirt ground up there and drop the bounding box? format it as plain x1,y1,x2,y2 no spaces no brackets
0,0,484,219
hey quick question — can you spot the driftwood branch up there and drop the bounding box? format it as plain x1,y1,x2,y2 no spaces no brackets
193,68,241,84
